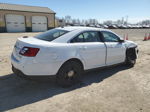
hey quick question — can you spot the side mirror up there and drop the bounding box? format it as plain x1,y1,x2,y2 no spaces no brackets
119,39,124,43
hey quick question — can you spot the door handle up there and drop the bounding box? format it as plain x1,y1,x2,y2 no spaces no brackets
83,46,87,50
79,46,87,50
108,45,114,48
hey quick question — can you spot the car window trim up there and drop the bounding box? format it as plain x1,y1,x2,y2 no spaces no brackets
98,31,104,42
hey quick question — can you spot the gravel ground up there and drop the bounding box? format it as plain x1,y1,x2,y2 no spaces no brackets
0,29,150,112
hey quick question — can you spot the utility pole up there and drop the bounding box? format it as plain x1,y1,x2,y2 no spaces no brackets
122,17,124,25
126,16,128,25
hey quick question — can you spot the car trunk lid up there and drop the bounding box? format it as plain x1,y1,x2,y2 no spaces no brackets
12,37,49,60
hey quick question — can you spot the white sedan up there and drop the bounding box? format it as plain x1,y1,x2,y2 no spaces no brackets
11,27,138,86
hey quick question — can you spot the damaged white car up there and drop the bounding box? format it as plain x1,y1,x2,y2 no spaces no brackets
11,27,138,86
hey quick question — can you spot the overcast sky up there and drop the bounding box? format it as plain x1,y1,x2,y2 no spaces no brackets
1,0,150,23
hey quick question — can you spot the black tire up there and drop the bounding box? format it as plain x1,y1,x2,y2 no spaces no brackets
125,49,136,67
56,61,83,87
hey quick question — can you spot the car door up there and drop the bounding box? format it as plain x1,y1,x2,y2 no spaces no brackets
70,31,106,69
101,31,126,65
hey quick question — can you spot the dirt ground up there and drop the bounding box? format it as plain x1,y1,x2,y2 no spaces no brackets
0,29,150,112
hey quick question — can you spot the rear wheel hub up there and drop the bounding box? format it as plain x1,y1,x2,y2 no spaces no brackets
67,70,75,77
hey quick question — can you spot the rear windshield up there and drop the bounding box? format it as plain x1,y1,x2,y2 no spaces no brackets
35,29,69,41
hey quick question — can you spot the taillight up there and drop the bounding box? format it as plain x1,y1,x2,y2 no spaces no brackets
19,47,40,57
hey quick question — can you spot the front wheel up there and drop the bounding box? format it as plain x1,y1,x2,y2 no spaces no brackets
56,61,83,87
125,49,136,67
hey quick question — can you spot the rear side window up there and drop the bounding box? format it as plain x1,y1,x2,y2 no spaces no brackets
35,29,69,41
71,34,84,43
70,31,101,43
83,32,100,42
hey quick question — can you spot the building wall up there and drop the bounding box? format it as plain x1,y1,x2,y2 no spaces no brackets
0,10,55,32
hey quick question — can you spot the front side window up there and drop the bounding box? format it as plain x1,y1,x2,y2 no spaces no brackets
35,29,69,41
70,31,101,43
101,31,120,42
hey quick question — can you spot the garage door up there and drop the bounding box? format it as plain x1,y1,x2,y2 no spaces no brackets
5,14,25,32
32,16,47,32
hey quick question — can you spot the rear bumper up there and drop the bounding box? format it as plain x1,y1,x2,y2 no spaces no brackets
12,65,28,78
11,54,61,76
12,65,56,79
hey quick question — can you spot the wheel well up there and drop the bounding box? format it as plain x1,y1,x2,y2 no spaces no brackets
126,47,137,59
61,58,84,70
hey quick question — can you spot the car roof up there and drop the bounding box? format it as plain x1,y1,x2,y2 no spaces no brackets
51,26,118,43
56,26,111,32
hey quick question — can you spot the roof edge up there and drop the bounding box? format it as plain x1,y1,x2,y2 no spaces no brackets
0,3,56,13
0,9,56,14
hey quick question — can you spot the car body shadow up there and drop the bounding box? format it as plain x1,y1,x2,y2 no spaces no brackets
0,64,129,111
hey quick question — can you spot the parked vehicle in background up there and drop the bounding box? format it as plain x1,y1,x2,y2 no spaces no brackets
108,25,118,29
11,27,138,87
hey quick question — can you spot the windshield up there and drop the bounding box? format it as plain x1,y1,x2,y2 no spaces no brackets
35,29,69,41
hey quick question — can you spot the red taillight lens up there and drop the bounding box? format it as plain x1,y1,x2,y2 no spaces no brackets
19,47,40,57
